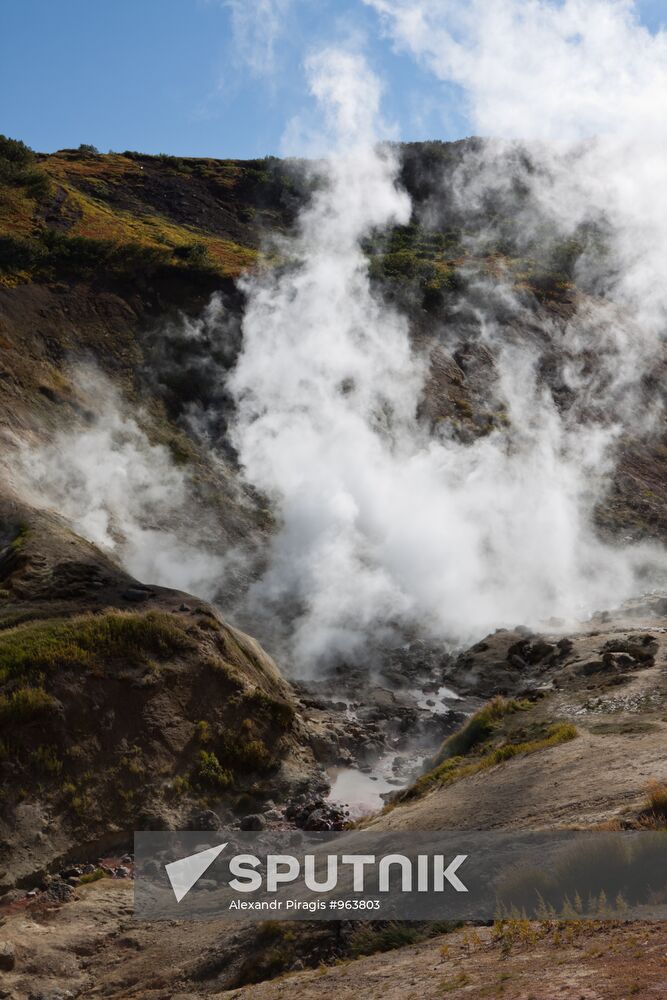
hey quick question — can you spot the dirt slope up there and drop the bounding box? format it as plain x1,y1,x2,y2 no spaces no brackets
0,493,320,890
368,611,667,833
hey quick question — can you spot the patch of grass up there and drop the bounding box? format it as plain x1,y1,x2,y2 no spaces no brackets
641,780,667,828
0,610,195,684
401,698,577,801
79,868,108,884
9,523,31,551
431,695,530,766
242,686,295,728
31,744,63,774
349,920,460,960
349,921,423,958
0,686,57,723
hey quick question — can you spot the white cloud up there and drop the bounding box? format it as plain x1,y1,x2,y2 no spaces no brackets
366,0,667,142
224,0,295,76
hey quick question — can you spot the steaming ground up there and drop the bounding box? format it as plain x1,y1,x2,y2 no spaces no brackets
222,41,667,670
11,8,667,675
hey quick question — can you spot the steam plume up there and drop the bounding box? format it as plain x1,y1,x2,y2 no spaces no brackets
227,26,665,672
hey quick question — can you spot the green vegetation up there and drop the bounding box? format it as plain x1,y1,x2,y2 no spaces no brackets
365,222,465,310
195,749,233,790
0,135,599,303
400,697,577,801
0,134,51,200
79,867,109,884
0,686,57,723
643,780,667,828
431,695,530,765
0,610,195,684
349,920,459,958
0,136,261,284
30,744,63,774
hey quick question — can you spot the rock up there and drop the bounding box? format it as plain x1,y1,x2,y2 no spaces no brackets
189,809,221,832
114,866,131,879
44,880,74,903
240,814,265,831
303,808,332,831
122,587,154,603
0,941,15,971
60,865,82,879
82,864,96,875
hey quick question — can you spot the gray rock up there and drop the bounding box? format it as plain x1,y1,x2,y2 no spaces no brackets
0,941,15,971
122,587,154,603
240,814,265,831
189,809,221,832
303,808,331,831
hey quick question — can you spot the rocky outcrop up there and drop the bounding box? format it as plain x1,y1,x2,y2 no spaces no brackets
0,494,320,890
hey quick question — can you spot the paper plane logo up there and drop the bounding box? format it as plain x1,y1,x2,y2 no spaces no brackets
165,842,227,902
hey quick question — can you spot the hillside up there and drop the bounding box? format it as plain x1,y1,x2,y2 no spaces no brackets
0,135,666,1000
1,136,665,556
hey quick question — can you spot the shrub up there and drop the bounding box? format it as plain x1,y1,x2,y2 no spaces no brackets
0,235,45,273
647,781,667,815
173,242,212,267
643,780,667,827
0,134,35,166
195,750,233,790
79,868,108,884
0,134,51,198
349,922,423,957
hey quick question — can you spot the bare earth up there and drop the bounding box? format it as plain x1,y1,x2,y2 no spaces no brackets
214,922,667,1000
1,611,665,999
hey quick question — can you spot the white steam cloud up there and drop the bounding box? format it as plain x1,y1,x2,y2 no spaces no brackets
368,0,667,336
14,369,226,599
12,5,665,677
227,14,666,671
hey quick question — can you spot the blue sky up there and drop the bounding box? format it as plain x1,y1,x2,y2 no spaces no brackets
1,0,665,158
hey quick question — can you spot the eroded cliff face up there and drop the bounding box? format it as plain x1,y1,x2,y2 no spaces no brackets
0,492,323,890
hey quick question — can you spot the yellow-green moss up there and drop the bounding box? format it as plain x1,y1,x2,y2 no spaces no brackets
0,610,195,684
400,696,577,802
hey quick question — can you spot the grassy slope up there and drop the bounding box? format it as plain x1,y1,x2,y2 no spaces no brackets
0,138,581,298
0,143,307,287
